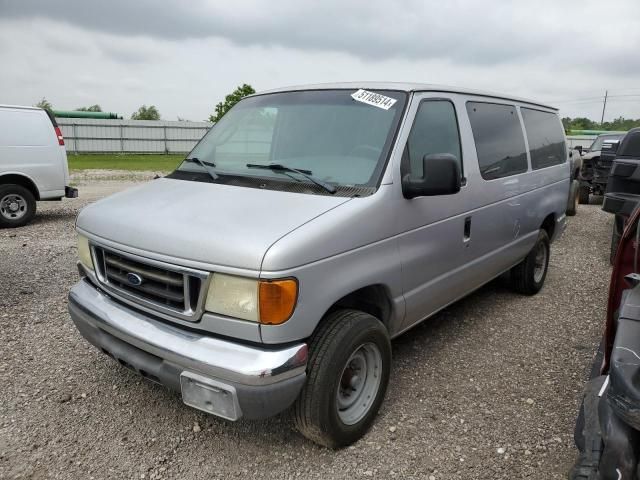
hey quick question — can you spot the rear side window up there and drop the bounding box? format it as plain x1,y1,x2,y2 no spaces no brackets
521,108,566,169
619,131,640,158
0,109,52,146
466,102,528,180
405,100,462,177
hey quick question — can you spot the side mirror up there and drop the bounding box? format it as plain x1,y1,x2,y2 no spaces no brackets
402,153,461,199
575,145,583,155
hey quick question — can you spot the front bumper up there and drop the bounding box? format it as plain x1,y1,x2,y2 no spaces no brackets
68,279,307,420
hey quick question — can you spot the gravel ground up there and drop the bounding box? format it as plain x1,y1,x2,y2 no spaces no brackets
0,178,613,480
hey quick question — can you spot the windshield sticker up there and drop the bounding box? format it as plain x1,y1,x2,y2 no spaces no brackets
351,89,397,110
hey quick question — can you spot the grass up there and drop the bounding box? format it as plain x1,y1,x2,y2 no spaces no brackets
67,153,184,172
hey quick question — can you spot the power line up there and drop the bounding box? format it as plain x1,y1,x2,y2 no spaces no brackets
550,94,640,104
555,98,640,107
551,96,605,103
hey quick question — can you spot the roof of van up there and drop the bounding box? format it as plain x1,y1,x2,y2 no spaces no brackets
0,104,43,111
254,82,558,111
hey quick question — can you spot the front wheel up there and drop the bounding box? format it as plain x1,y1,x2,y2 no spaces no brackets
509,230,550,295
578,185,590,205
292,309,391,448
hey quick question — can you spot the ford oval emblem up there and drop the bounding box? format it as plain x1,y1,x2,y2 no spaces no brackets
127,272,143,286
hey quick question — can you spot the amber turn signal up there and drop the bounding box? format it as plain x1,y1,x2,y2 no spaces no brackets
259,279,298,325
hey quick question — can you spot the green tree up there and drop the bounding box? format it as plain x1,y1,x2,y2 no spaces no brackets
76,105,102,112
35,97,53,112
569,117,597,130
131,105,161,120
563,116,640,132
606,117,640,131
209,84,255,123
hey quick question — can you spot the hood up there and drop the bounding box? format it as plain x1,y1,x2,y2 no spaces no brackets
76,178,351,270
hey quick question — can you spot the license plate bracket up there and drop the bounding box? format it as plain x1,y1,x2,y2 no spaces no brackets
180,372,241,421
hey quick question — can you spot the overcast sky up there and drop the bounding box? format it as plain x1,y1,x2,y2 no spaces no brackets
1,0,639,122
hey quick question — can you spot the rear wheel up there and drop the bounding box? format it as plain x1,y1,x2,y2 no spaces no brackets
578,185,590,204
509,230,550,295
0,184,36,228
292,309,391,448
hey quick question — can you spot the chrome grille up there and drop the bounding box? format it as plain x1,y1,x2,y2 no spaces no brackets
92,246,208,321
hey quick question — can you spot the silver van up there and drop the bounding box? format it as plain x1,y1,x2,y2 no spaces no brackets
69,83,569,448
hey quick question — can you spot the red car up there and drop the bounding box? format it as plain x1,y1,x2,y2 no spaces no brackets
571,206,640,479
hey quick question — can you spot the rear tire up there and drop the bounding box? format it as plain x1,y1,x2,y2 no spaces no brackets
510,230,550,295
292,309,391,449
0,184,36,228
567,180,579,216
578,185,590,204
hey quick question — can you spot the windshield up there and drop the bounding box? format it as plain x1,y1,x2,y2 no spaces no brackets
590,134,624,151
175,89,407,192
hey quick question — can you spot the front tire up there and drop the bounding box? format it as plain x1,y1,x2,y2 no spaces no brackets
509,230,550,295
578,185,590,205
292,309,391,448
0,184,36,228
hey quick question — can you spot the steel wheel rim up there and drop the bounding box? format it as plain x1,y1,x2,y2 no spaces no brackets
0,194,27,220
533,241,548,283
336,342,382,425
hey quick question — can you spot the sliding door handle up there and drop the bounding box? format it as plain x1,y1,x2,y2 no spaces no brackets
464,216,471,242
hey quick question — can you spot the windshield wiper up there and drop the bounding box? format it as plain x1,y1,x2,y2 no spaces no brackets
246,163,336,194
184,157,218,180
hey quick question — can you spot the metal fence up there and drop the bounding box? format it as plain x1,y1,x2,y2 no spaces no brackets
566,135,597,149
56,118,598,155
56,118,212,154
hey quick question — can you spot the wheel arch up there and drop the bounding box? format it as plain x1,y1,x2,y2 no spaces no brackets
540,213,556,240
0,173,40,200
322,284,394,334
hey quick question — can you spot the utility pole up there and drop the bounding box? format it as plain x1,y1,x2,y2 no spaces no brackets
601,90,608,125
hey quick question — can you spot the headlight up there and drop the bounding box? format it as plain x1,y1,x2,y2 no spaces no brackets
77,234,93,271
205,274,297,325
205,274,259,322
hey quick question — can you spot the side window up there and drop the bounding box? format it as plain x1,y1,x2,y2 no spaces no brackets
466,102,528,180
405,100,462,177
521,108,566,169
618,132,640,158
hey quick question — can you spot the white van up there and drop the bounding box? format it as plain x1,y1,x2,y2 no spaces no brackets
0,104,77,227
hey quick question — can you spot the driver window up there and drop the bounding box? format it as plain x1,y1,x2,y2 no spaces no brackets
215,107,278,165
405,100,462,177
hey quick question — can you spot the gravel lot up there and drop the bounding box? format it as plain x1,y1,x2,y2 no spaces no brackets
0,176,613,480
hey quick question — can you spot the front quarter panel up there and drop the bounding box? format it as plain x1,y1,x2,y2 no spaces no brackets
259,185,405,343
